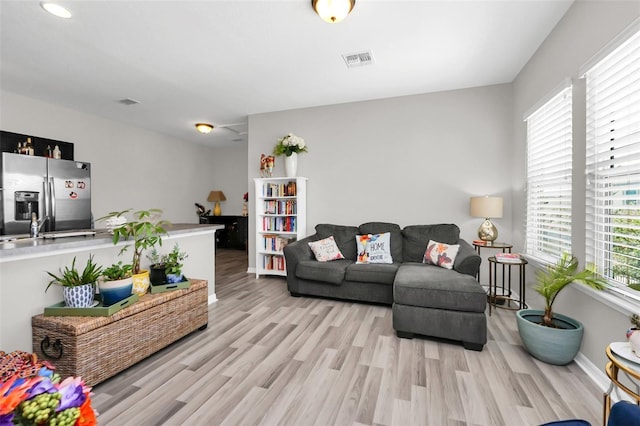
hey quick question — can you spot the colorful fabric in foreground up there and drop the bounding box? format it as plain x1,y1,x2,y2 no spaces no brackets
0,351,96,426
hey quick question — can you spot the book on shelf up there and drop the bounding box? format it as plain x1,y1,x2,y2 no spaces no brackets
261,181,297,197
263,254,286,271
495,252,521,263
473,240,487,245
263,234,295,252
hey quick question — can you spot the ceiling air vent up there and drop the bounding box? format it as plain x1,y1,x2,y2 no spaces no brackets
118,98,140,106
342,50,374,68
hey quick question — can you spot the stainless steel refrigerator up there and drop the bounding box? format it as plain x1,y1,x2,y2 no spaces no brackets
0,153,91,235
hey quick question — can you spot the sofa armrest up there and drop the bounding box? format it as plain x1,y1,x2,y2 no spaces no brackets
453,239,481,276
284,234,319,293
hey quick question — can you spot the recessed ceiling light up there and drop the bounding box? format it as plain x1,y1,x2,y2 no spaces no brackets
40,2,72,19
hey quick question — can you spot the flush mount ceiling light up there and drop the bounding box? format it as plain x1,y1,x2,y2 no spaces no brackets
40,2,72,18
195,123,214,134
312,0,355,23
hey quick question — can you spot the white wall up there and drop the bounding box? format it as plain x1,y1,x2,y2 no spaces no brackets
512,1,640,372
0,90,248,223
248,84,514,269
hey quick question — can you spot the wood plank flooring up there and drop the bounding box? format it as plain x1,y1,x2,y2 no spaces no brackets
92,249,603,425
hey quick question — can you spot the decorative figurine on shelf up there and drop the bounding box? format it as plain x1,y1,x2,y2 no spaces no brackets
260,154,275,177
242,192,249,217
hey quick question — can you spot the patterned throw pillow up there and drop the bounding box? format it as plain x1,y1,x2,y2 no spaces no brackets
308,236,345,262
423,240,459,269
356,232,393,264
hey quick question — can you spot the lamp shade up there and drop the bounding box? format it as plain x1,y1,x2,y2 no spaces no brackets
207,191,226,202
312,0,355,23
470,196,503,219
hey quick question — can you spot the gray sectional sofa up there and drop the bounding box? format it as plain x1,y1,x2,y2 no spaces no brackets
283,222,487,350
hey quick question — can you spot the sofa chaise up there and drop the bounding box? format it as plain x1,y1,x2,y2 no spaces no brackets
283,222,487,350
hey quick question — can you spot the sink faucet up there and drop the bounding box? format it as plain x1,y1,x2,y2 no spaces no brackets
30,215,49,238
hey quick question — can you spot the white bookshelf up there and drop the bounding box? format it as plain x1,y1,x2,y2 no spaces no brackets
254,177,307,278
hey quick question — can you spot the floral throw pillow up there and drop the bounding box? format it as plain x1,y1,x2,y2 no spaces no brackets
308,236,345,262
356,232,393,264
423,240,459,270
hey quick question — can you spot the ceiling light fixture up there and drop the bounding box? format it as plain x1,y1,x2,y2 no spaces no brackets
40,2,72,19
312,0,355,23
195,123,214,134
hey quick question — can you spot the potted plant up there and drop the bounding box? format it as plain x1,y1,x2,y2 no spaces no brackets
273,133,307,177
516,253,608,365
99,261,133,305
98,208,170,296
147,243,188,285
46,255,103,308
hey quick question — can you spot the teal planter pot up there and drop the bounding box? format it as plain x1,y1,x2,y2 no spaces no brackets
516,309,584,366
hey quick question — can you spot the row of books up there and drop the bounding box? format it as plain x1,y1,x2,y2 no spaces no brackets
263,254,286,271
261,181,297,197
495,252,522,263
262,216,297,232
263,200,297,215
263,235,294,252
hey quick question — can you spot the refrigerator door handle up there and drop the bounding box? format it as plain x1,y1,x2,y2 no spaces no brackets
49,177,55,231
43,179,49,219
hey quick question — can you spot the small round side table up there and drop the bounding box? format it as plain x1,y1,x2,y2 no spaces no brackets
487,256,528,316
604,344,640,425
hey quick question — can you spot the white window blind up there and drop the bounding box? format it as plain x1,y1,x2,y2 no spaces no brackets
585,28,640,288
525,86,573,262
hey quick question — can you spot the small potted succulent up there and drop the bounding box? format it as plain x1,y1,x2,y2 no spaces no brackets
627,314,640,356
99,261,133,305
46,255,103,308
147,243,188,285
98,208,169,296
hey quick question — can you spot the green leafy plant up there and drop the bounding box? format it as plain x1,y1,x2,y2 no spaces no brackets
98,209,170,275
147,243,188,276
534,252,608,327
102,261,133,281
46,255,103,291
631,314,640,329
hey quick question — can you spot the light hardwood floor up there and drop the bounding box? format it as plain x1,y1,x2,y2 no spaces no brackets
92,249,603,425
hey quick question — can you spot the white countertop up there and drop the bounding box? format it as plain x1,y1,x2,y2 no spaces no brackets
0,223,222,263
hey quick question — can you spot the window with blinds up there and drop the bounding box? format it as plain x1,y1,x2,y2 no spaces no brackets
525,86,573,262
584,28,640,291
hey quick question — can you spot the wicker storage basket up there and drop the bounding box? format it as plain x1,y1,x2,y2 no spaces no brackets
32,279,208,386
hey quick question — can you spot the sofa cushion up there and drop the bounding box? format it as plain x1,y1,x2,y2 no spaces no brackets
356,232,393,264
423,240,460,270
316,224,359,261
402,224,461,263
296,259,352,285
394,263,486,312
345,262,399,285
308,236,345,262
359,222,403,262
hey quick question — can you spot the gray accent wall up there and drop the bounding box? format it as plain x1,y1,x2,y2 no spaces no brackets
248,84,514,271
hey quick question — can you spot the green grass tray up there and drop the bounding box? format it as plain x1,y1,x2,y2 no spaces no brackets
150,279,191,294
44,294,139,317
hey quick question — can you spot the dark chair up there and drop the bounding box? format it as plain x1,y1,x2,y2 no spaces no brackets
608,401,640,426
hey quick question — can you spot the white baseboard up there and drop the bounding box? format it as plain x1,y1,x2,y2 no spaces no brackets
208,294,218,304
247,267,256,274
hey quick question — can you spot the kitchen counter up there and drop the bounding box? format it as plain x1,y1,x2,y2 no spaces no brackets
0,223,222,352
0,223,221,262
